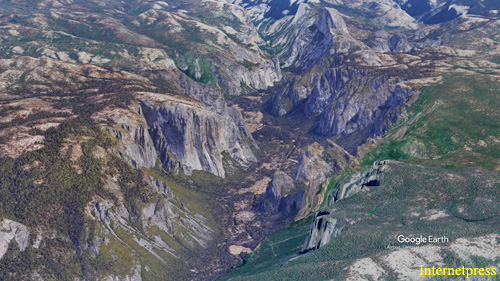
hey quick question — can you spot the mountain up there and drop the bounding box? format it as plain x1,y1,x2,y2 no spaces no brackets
0,0,499,280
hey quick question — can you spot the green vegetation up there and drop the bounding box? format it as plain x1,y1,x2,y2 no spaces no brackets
224,163,500,280
143,167,221,231
0,80,182,279
185,3,242,29
361,73,500,170
0,125,108,279
0,235,83,280
3,2,500,280
177,54,218,87
361,140,411,166
222,218,312,280
228,60,500,280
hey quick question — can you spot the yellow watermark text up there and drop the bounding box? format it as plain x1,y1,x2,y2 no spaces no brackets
420,265,497,278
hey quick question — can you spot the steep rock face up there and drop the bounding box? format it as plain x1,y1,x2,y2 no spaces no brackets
138,92,256,178
140,177,177,237
279,4,384,69
257,140,360,222
231,0,419,67
94,106,158,169
302,214,350,252
267,59,417,150
294,142,333,219
82,174,215,280
125,11,282,97
293,140,361,219
294,143,333,184
369,38,391,53
203,0,284,95
302,161,388,252
132,59,228,115
387,33,412,52
258,171,303,220
330,160,387,204
210,54,282,96
169,40,282,97
0,219,30,260
322,139,361,172
229,161,500,279
313,77,415,144
140,177,214,248
284,7,352,68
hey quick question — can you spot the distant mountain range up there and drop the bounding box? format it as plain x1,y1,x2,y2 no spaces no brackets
0,0,499,280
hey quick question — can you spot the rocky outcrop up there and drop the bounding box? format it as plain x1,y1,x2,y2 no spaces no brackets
132,60,228,115
267,59,417,150
234,0,419,70
210,54,282,96
369,38,391,53
129,2,282,97
141,177,214,248
258,171,303,219
313,78,415,147
291,140,361,219
0,219,30,260
330,160,387,205
388,33,412,52
294,143,333,184
223,0,307,22
284,7,352,68
357,0,419,29
140,178,177,236
323,139,361,172
83,174,215,279
258,140,359,222
302,214,350,252
97,106,158,169
2,1,490,280
302,161,388,252
293,142,333,219
138,92,256,178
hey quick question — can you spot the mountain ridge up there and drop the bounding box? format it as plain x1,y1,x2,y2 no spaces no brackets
0,0,499,280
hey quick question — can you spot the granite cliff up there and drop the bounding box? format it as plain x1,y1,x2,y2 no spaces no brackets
2,0,499,280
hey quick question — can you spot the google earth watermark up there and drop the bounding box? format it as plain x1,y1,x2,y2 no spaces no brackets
387,234,497,278
387,234,450,249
